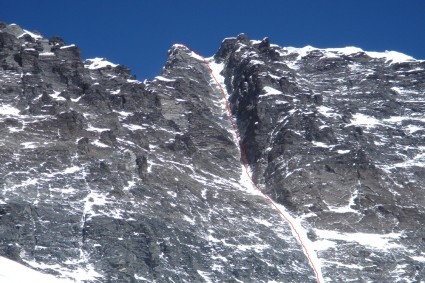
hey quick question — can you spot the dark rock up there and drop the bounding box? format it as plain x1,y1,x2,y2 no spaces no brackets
53,45,81,61
49,36,66,47
0,23,424,283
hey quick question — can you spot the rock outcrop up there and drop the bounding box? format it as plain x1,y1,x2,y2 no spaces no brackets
0,22,424,282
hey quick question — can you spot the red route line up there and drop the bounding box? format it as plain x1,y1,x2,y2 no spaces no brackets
176,44,321,283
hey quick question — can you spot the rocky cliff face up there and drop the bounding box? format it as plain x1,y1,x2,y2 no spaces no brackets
0,22,424,282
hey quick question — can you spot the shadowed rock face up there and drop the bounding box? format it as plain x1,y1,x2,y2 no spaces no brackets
0,22,424,282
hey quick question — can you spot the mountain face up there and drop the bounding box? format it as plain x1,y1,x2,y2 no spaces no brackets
0,22,424,282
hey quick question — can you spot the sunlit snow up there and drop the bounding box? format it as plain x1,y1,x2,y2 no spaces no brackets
0,105,20,116
18,29,42,40
84,58,118,69
283,45,417,66
0,256,73,283
314,229,403,250
348,113,382,128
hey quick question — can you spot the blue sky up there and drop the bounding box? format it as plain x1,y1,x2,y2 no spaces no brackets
3,0,425,79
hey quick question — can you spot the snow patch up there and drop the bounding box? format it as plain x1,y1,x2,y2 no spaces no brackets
84,58,118,69
411,256,425,262
25,259,101,283
49,90,66,101
0,256,73,283
83,190,108,218
259,86,283,98
240,165,324,282
272,202,325,282
18,29,43,40
92,140,109,148
348,113,382,128
39,52,55,56
155,76,176,82
252,217,273,227
406,125,423,134
21,142,37,149
59,44,76,49
0,105,20,116
183,215,195,225
63,166,82,174
326,46,364,55
315,229,402,250
317,106,340,118
123,124,145,131
86,125,109,132
312,141,331,148
240,166,262,197
283,45,416,66
197,270,213,283
172,44,205,61
207,59,227,95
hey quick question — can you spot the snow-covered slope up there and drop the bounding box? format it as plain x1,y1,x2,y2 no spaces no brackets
0,22,424,282
212,34,425,282
0,256,73,283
